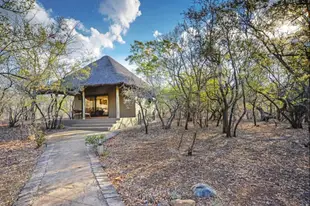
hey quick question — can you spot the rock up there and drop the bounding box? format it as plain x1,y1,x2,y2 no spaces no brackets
171,199,196,206
192,183,216,198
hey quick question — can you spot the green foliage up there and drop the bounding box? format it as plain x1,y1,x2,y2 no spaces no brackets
35,130,46,148
59,123,65,129
85,134,106,146
0,3,93,130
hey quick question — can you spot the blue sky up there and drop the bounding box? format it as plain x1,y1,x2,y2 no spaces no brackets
37,0,192,70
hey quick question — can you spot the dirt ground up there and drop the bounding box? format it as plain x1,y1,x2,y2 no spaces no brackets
0,128,43,206
102,121,310,206
0,125,32,142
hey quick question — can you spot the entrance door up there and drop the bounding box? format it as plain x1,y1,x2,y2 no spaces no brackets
85,95,108,117
96,96,108,116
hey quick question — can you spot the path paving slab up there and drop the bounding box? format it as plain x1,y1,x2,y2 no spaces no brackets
14,130,124,206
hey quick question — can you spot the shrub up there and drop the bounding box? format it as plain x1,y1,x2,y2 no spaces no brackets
58,123,65,129
28,125,46,148
85,134,106,147
35,130,46,148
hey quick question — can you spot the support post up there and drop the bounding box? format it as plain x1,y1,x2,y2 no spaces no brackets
82,89,86,120
116,85,120,119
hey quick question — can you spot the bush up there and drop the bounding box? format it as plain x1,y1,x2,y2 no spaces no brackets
28,125,46,148
58,123,65,129
85,134,106,147
35,130,46,148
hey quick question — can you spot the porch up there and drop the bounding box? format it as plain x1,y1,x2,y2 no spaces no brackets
72,85,136,120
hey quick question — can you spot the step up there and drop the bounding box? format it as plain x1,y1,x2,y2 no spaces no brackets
65,119,118,124
70,125,112,128
72,123,115,127
62,119,118,127
67,126,110,131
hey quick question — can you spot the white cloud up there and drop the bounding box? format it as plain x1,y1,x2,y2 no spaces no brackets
99,0,141,44
109,24,125,44
99,0,141,29
153,30,162,38
21,2,141,61
26,3,55,26
64,18,89,33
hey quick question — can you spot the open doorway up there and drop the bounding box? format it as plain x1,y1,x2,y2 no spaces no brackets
86,95,108,117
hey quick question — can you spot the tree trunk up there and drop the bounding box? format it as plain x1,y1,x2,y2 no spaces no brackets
252,106,257,126
138,111,142,125
234,112,245,137
227,101,238,138
165,109,177,129
277,109,281,121
205,108,209,127
187,132,197,156
252,97,257,126
185,111,190,130
177,133,184,150
269,103,273,115
222,108,228,133
177,111,182,126
145,124,148,134
233,83,247,137
154,101,165,128
138,102,148,134
30,91,37,125
199,117,202,128
192,112,196,127
216,113,222,127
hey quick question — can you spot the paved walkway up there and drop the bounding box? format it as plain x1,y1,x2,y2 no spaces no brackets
15,131,124,206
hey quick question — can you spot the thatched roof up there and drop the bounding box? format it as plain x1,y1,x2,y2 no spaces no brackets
79,55,142,87
37,56,143,96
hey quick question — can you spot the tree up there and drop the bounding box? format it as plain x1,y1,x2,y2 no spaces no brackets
10,17,86,128
0,4,91,129
126,0,309,138
159,26,209,130
0,0,35,115
122,85,153,134
184,0,252,137
235,0,309,129
127,40,182,129
184,0,309,134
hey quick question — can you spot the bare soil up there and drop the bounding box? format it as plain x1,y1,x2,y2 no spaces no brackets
101,121,310,206
0,127,43,206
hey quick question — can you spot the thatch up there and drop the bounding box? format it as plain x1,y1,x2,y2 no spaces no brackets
79,55,143,87
40,56,143,95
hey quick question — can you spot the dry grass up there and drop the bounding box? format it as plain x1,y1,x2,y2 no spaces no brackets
102,121,310,206
0,129,43,206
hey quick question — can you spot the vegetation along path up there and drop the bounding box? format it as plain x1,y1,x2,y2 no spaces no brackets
14,131,123,206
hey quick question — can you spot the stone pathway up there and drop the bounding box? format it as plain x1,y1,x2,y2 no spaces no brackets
14,131,124,206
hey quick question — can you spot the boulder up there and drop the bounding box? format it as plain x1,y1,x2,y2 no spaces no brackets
192,183,216,198
171,199,196,206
